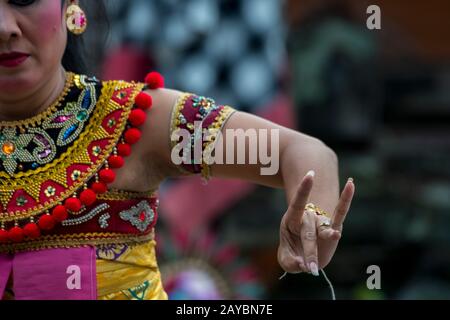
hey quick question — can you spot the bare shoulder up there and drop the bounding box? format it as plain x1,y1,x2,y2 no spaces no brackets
142,87,184,149
144,87,183,113
137,87,185,177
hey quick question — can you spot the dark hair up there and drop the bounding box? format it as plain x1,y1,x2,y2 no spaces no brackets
62,0,109,75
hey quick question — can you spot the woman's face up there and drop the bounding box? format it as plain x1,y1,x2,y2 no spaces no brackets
0,0,68,101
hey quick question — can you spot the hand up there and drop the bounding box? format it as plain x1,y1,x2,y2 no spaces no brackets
278,171,355,276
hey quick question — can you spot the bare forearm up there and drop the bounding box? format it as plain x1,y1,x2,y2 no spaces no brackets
281,137,340,215
210,112,341,213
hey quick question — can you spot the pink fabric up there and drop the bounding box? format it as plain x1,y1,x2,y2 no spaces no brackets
0,255,13,298
12,247,97,300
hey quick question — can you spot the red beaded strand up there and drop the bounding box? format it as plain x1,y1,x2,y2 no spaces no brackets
0,71,163,244
144,72,165,90
0,229,9,243
24,221,41,239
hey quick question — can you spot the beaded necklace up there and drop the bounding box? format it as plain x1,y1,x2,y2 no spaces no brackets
0,71,165,244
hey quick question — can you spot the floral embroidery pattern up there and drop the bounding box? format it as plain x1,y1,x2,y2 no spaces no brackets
119,201,155,232
0,128,35,176
0,75,98,177
43,80,97,147
96,244,130,261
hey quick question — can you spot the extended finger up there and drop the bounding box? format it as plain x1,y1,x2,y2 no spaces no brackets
332,178,355,230
284,171,315,227
300,210,320,276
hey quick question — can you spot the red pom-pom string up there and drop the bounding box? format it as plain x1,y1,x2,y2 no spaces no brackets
109,155,125,169
135,92,153,110
65,197,82,213
129,109,147,127
124,128,142,145
99,169,116,184
117,143,132,157
0,75,158,244
24,223,41,239
52,205,69,223
145,72,165,89
0,229,9,243
38,214,56,231
80,189,97,206
92,182,108,194
9,226,25,243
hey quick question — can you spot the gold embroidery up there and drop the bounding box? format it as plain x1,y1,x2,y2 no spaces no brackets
169,93,195,176
201,106,236,180
0,80,145,223
169,92,192,150
169,92,237,180
0,230,155,254
0,191,13,210
98,189,157,201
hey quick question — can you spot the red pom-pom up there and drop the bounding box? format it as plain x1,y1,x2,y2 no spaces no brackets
124,128,142,145
24,223,41,239
0,229,9,243
9,227,25,243
135,92,153,110
80,189,97,206
65,197,82,212
38,214,56,231
99,169,116,184
92,182,108,194
52,205,69,222
109,155,125,169
117,143,132,157
145,72,165,89
129,109,147,127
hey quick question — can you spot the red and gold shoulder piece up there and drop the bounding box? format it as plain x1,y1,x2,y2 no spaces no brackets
0,72,164,245
170,93,236,180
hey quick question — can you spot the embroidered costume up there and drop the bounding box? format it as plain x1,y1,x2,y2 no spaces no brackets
0,72,236,300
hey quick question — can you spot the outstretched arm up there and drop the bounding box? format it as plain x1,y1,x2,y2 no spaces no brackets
144,88,355,275
211,110,341,214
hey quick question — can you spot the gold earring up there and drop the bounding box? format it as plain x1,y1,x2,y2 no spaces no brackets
66,1,87,35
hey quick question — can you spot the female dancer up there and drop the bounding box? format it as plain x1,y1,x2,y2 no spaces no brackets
0,0,354,300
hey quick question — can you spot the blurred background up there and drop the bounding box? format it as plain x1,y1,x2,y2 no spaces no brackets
84,0,450,300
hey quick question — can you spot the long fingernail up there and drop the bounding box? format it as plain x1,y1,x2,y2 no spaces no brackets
348,177,354,183
307,170,315,178
310,262,319,276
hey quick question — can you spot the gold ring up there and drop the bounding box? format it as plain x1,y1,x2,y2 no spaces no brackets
305,203,330,218
319,221,332,228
